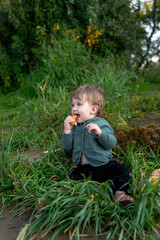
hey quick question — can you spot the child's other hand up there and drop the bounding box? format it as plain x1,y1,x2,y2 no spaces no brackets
86,123,102,136
64,115,75,134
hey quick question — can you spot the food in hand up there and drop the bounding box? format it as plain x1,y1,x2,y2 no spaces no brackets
70,115,77,126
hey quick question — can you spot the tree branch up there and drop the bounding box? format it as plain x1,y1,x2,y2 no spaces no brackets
139,0,157,67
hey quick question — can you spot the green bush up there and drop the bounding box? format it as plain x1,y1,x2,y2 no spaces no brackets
139,64,160,84
20,35,132,97
0,0,146,90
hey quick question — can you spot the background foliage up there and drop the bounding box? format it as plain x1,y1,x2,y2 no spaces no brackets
0,1,160,239
0,0,160,91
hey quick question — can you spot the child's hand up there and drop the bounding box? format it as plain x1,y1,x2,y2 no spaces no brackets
86,123,102,136
64,115,76,134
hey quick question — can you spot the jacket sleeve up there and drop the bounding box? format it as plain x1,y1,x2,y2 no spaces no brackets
62,130,73,151
97,124,117,150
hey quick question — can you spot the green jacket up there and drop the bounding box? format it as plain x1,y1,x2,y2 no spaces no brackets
62,117,117,167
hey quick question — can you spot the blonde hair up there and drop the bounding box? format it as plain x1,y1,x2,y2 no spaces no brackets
71,84,105,116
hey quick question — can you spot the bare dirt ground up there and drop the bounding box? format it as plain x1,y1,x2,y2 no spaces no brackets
0,113,159,240
0,206,105,240
128,112,160,129
0,206,31,240
0,205,70,240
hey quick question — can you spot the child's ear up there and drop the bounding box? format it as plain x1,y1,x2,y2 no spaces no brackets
91,105,99,115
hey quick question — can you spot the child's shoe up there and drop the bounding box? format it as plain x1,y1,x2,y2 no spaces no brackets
114,191,134,206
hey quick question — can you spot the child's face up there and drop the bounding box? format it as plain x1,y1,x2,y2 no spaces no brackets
71,97,96,123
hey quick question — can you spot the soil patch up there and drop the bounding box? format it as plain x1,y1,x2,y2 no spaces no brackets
0,206,69,240
115,124,160,153
128,112,160,129
0,206,107,240
19,148,41,163
115,112,160,153
0,206,32,240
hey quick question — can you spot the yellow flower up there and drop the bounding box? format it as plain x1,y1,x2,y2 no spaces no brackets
85,25,102,47
52,23,60,34
91,39,95,44
55,23,59,30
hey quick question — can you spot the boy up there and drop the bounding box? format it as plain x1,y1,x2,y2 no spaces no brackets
62,84,134,205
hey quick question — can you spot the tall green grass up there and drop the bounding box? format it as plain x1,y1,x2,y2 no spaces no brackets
0,142,159,240
20,36,132,100
0,35,160,239
1,37,133,150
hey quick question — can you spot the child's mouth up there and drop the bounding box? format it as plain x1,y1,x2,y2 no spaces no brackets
76,114,80,119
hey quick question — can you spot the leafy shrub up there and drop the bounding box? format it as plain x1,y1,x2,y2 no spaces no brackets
0,0,146,90
20,34,132,98
139,64,160,84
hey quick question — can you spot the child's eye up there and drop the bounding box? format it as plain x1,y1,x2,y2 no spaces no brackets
78,103,82,106
71,104,74,107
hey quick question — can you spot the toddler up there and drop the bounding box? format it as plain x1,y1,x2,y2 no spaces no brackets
62,84,134,205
